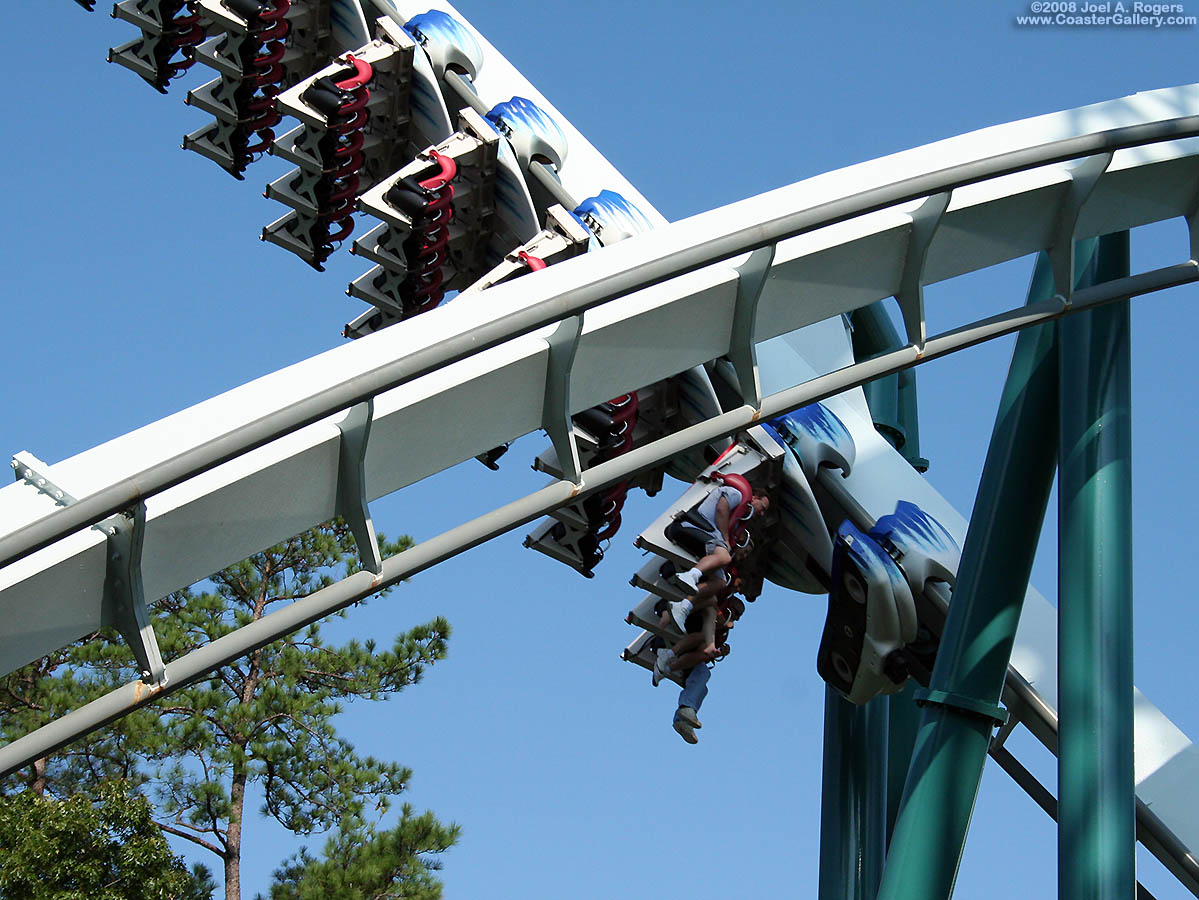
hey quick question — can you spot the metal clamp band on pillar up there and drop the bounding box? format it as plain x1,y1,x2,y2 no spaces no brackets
990,688,1024,751
894,191,950,351
336,399,383,575
727,244,775,409
913,688,1008,727
542,314,584,484
102,502,167,687
1048,152,1113,299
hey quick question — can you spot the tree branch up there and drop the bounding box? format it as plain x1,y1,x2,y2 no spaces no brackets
154,819,226,857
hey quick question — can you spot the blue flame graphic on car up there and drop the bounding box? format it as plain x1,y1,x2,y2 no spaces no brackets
873,500,958,558
571,190,655,244
404,10,484,75
486,97,567,155
771,403,851,448
768,403,854,470
838,520,910,594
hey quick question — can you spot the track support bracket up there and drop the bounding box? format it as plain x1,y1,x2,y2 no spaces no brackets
102,502,167,686
336,400,384,575
542,314,584,484
895,191,951,351
13,452,166,686
1049,152,1113,299
728,245,775,409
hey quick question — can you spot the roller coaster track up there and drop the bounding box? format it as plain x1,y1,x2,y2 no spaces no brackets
3,4,1199,894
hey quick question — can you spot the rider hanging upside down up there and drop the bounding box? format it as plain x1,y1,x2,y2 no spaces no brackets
652,590,748,744
655,571,724,677
654,547,748,684
671,480,769,596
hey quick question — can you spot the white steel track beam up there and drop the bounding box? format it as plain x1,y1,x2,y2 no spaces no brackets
3,87,1199,677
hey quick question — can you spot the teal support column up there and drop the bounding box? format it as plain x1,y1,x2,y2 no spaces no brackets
1058,231,1135,900
876,249,1067,900
885,682,921,845
896,366,926,472
820,688,889,900
849,303,928,471
850,303,902,446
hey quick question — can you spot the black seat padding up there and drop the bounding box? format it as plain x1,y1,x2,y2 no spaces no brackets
664,519,711,559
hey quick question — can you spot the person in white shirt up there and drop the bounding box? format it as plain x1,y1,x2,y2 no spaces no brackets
671,484,769,595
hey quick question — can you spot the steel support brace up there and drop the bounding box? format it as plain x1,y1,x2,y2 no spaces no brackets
1058,230,1135,900
820,689,889,900
876,250,1064,900
894,191,950,350
1049,153,1113,298
542,315,584,483
336,400,383,575
101,502,166,686
13,453,166,686
727,245,775,409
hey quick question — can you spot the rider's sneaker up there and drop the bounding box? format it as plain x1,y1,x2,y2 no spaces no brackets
673,569,701,595
667,599,692,632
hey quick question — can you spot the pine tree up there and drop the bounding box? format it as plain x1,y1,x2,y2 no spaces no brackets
260,807,458,900
1,521,456,900
0,780,213,899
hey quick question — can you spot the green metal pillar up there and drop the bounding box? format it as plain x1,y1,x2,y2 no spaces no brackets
896,366,927,472
819,688,889,900
876,249,1066,900
885,682,921,845
1058,230,1135,900
849,303,929,472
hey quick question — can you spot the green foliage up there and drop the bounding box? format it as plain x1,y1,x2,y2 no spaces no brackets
260,805,460,900
1,520,457,900
183,864,219,900
0,780,213,900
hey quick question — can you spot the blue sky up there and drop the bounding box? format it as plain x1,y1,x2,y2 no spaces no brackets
4,1,1199,897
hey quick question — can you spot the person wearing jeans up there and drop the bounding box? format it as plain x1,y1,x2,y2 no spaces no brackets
673,664,710,744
